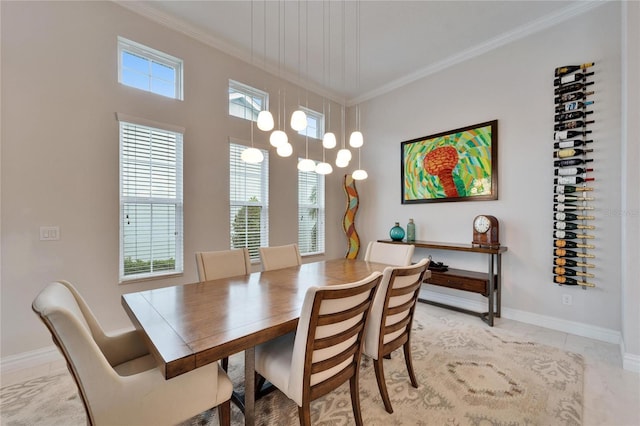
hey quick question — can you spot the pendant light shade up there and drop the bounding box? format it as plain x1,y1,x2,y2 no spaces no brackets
276,142,293,157
352,169,368,180
335,158,349,168
257,110,274,131
290,110,308,131
349,131,363,148
297,158,316,172
322,132,337,149
270,130,288,148
337,148,352,162
315,161,333,175
241,147,264,164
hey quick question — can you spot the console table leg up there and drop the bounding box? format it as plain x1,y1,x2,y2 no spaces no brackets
487,254,495,326
496,254,502,318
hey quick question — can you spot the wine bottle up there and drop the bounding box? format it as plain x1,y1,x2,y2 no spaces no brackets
555,100,594,113
554,194,594,203
554,130,592,140
554,139,593,149
555,184,594,193
555,81,595,95
554,168,593,176
555,248,595,258
554,120,595,131
555,91,594,104
554,239,595,249
555,212,595,221
553,275,595,287
554,222,596,230
554,203,595,211
554,62,595,77
553,267,595,278
554,110,593,122
554,72,595,86
554,257,595,268
554,158,594,167
554,148,593,158
554,176,595,185
554,230,595,239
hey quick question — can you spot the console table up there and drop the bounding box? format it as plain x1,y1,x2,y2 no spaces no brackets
378,239,507,326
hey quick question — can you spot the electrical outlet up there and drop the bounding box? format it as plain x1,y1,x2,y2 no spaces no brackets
562,294,572,305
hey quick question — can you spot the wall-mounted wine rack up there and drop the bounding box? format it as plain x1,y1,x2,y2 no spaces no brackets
553,62,596,289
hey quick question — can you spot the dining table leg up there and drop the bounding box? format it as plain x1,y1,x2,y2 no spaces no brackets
244,347,255,426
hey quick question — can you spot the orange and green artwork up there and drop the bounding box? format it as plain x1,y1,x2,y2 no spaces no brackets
342,174,360,259
401,120,498,204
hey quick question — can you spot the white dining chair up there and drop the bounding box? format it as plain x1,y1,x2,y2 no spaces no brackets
254,272,383,426
362,258,430,413
32,280,233,426
363,241,415,266
195,247,251,282
259,243,302,271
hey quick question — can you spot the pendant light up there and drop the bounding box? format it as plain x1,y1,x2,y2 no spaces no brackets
321,2,336,151
271,1,292,157
257,1,274,131
241,1,264,164
350,0,367,179
290,0,307,132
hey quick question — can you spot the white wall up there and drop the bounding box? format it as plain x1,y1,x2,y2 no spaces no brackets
357,3,627,335
621,1,640,369
0,1,348,358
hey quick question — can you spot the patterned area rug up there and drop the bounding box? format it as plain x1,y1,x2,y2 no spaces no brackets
1,306,584,425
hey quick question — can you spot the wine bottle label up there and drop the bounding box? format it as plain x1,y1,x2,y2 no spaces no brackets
557,168,579,176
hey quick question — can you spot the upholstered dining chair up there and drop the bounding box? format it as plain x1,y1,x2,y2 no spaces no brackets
195,248,251,371
254,272,383,426
259,243,302,271
362,258,430,413
195,247,251,282
32,280,233,426
363,241,415,266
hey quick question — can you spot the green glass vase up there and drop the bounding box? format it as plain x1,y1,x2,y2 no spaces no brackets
389,222,405,241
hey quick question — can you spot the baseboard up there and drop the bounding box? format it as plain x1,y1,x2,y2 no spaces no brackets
1,346,62,374
420,289,622,345
621,341,640,373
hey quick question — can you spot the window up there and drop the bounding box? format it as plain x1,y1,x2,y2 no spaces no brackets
298,162,325,255
229,80,269,122
229,142,269,262
297,107,324,140
118,37,183,100
118,114,184,281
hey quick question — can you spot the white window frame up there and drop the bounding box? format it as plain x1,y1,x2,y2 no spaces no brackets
298,161,325,256
117,113,184,282
297,106,324,140
118,36,184,100
228,79,269,123
229,141,269,262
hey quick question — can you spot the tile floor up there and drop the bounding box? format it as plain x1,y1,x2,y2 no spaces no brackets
2,303,639,425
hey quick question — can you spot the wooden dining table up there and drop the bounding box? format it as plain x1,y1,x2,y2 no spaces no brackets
121,258,394,426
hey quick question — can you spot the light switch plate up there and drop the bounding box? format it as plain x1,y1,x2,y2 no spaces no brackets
40,226,60,241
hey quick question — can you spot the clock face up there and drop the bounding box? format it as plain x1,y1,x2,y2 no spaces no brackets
474,215,491,233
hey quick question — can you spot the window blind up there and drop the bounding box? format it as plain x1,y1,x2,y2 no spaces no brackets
229,142,269,262
119,120,183,281
298,163,325,255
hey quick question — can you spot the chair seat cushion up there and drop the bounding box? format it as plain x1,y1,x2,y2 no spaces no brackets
255,332,295,398
113,354,156,376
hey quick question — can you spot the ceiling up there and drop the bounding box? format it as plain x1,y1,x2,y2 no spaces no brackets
119,1,596,104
